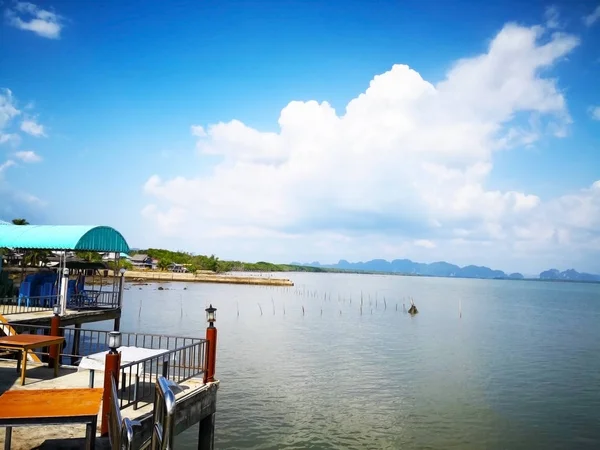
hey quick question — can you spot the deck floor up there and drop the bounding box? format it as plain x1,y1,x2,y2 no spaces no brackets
0,359,205,449
0,307,120,326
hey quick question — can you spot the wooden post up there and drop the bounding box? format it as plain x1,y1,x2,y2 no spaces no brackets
71,323,81,366
198,413,215,450
203,325,217,383
100,350,121,436
48,313,61,370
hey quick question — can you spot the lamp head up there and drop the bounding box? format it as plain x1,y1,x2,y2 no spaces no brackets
205,304,217,326
108,331,122,353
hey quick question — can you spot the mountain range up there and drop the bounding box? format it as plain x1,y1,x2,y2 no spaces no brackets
291,259,600,282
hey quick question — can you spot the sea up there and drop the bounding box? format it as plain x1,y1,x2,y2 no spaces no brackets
118,272,600,449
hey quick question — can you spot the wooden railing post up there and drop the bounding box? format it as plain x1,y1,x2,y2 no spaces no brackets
101,337,121,436
48,312,61,369
203,325,217,383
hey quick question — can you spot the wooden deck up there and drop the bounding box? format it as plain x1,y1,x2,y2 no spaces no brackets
0,359,209,449
0,308,120,327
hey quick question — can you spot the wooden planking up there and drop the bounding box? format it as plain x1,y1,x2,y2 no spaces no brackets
0,388,103,419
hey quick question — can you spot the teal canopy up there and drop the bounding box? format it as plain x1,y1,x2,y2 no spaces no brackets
0,225,130,253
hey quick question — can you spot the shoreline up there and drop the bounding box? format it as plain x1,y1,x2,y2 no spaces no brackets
119,270,294,287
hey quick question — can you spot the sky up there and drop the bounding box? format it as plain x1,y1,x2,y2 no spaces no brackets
1,0,600,275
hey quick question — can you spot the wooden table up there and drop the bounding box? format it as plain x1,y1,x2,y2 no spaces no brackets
0,388,103,450
0,334,65,385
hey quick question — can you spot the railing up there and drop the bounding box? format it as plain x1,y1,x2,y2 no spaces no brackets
119,340,205,409
150,376,177,450
68,290,119,310
3,322,206,411
0,289,120,315
6,322,203,364
109,374,140,450
0,296,54,315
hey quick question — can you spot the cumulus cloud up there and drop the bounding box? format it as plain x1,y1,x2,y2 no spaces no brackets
4,1,64,39
14,150,41,163
20,118,46,137
583,5,600,27
142,21,596,273
589,106,600,121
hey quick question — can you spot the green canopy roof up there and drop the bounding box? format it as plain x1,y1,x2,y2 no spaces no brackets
0,225,130,253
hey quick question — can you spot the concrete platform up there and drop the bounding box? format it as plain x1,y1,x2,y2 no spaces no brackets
1,308,120,327
0,359,214,449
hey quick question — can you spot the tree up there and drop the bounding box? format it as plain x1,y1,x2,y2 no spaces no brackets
75,251,102,262
107,259,133,271
11,218,29,225
158,259,171,271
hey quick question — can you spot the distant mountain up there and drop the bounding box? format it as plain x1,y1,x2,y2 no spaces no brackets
298,258,524,280
539,268,600,282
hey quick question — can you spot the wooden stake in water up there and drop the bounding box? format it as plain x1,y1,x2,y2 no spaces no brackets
272,297,275,315
237,301,240,317
459,299,462,319
258,303,263,316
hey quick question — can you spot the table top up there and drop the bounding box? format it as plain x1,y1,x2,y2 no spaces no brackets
0,388,104,420
0,334,65,348
78,346,172,372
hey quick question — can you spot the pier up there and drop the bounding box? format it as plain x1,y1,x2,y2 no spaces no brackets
0,223,220,448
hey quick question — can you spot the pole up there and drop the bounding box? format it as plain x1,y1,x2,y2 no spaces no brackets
118,271,125,309
48,313,61,370
203,325,217,383
59,265,68,316
101,350,121,436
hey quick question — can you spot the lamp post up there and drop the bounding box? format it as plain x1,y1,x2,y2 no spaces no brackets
59,267,69,317
115,267,126,331
204,304,217,383
101,331,122,436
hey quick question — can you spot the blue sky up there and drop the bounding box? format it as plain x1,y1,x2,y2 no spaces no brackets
1,0,599,274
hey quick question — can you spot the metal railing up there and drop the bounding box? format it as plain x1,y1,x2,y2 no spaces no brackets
119,340,205,409
109,374,140,450
0,296,54,315
150,376,177,450
5,322,204,364
0,290,120,314
68,290,119,310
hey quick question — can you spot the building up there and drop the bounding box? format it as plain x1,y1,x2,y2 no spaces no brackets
168,263,188,273
130,254,157,270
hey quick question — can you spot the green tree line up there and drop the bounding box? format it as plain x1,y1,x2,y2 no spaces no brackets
135,249,331,273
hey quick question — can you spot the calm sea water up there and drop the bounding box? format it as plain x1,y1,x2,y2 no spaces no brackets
117,273,600,449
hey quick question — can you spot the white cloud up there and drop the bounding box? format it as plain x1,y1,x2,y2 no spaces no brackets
0,160,15,175
544,6,560,29
0,88,21,145
5,1,63,39
589,106,600,121
14,150,41,163
414,239,436,249
583,5,600,27
20,118,45,137
141,21,595,273
190,125,206,137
